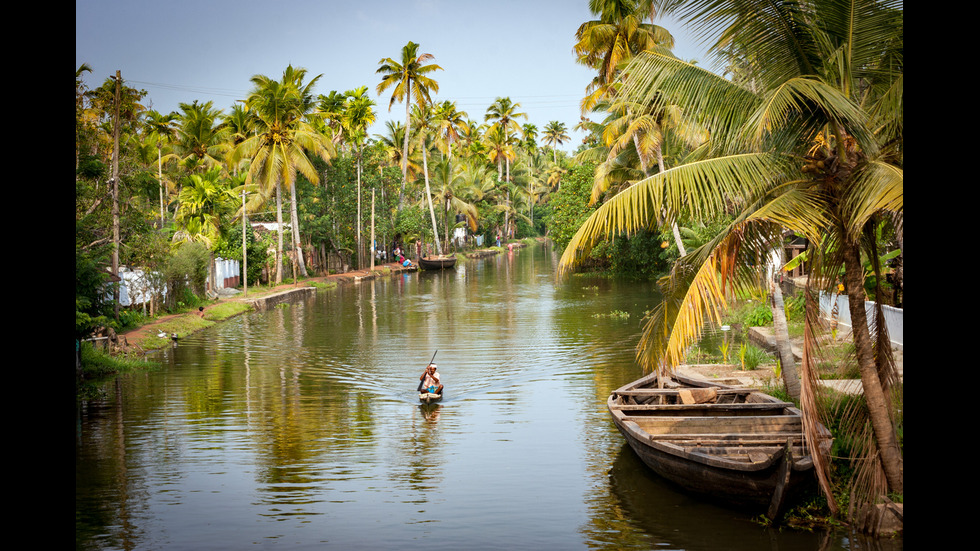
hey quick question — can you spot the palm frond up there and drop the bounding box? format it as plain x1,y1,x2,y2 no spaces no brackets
839,160,903,240
799,287,839,515
619,50,759,155
745,76,877,155
558,152,791,274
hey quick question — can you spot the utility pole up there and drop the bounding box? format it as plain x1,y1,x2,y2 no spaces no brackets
242,189,248,297
111,70,121,319
370,187,376,270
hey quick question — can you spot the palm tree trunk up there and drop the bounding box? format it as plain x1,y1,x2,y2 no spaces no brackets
158,146,165,227
400,86,412,208
111,71,121,319
289,181,308,278
275,183,283,285
842,237,903,494
356,148,362,269
422,146,442,255
770,278,800,400
650,140,686,256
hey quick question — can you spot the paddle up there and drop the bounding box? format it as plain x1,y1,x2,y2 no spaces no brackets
417,350,438,392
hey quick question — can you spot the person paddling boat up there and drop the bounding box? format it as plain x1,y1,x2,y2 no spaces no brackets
419,363,443,395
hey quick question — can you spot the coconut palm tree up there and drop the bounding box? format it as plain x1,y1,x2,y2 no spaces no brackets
483,124,518,238
142,109,179,224
234,65,334,283
574,0,674,111
457,118,484,159
341,86,377,268
484,97,527,185
376,41,442,208
560,0,903,506
434,100,467,161
542,120,570,164
428,158,479,248
377,120,421,183
170,100,230,173
410,103,444,255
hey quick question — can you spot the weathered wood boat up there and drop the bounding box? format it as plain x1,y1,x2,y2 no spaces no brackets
419,391,443,404
608,371,831,519
418,254,457,270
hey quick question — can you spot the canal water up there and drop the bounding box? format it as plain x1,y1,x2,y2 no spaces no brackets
76,243,895,550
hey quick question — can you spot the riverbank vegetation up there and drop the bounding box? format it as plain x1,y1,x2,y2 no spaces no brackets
77,0,901,536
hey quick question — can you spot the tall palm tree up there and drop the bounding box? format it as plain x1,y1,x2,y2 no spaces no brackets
222,104,254,166
142,109,179,224
434,100,467,161
429,158,479,249
234,65,335,283
483,124,517,238
560,0,903,506
520,123,538,154
542,120,570,164
411,103,443,255
574,0,674,111
317,90,349,142
458,119,483,153
377,120,421,183
376,41,443,208
341,86,377,268
169,100,230,174
484,97,526,181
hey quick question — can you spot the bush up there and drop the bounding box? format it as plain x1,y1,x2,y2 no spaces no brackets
738,343,771,370
744,302,773,326
163,241,210,311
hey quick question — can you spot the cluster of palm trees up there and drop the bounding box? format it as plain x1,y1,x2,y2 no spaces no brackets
77,39,577,294
560,0,903,523
374,41,574,254
142,66,336,286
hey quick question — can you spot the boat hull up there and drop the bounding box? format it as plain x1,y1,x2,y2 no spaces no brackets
608,372,829,516
419,392,443,404
418,255,456,270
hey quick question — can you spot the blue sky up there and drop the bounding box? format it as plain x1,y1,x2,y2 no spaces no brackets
76,0,708,152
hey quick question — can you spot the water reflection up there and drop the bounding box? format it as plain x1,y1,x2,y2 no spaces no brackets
76,243,896,550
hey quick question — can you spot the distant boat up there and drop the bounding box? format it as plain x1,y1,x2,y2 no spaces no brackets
608,371,832,520
418,254,456,270
419,391,443,404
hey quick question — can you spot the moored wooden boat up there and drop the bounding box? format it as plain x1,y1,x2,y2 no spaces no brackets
608,371,831,520
418,254,457,270
419,391,443,404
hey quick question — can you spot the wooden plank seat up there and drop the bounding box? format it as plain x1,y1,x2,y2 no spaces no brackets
614,388,756,397
610,402,792,414
628,414,803,436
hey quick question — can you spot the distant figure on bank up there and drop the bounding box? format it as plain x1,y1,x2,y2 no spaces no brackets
198,306,205,318
420,363,443,395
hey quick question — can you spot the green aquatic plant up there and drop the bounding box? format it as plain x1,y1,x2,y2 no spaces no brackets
593,310,630,319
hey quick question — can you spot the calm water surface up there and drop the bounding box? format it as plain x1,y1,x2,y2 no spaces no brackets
76,243,892,550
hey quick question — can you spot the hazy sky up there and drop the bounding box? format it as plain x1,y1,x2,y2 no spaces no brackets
76,0,709,151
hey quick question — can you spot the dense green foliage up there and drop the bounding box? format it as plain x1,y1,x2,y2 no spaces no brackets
546,163,597,251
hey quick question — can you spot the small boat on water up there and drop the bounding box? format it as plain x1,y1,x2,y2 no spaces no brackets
608,371,831,520
418,254,457,270
419,391,443,404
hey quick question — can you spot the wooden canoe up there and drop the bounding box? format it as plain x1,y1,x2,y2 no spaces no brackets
419,391,443,404
608,371,832,519
418,254,457,270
